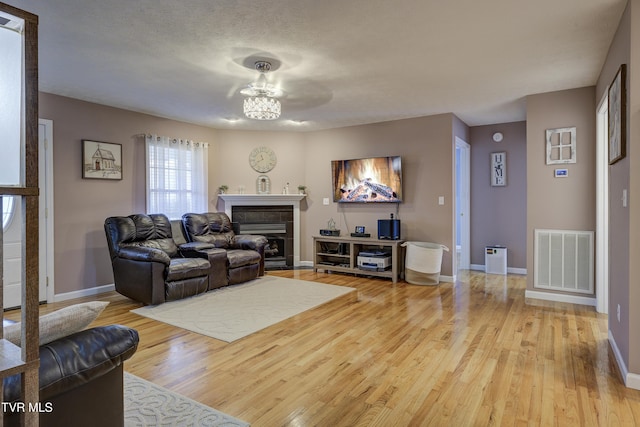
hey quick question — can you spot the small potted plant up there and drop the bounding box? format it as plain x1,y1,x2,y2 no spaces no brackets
297,185,307,195
218,185,229,194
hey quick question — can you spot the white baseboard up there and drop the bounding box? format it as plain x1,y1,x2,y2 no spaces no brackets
298,260,314,268
53,283,115,303
524,290,596,307
608,330,640,390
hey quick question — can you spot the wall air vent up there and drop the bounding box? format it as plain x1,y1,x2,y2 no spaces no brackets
534,229,594,294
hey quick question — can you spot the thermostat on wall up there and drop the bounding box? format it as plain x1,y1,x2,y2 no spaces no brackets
554,169,568,178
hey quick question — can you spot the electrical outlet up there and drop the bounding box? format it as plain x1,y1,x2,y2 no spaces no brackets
438,196,445,205
617,304,621,322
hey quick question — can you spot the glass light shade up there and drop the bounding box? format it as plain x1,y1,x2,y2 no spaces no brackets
243,96,281,120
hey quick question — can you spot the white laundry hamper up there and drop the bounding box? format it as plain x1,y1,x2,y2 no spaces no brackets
402,241,449,285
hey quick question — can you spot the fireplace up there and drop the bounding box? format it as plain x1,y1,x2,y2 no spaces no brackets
219,194,305,267
232,206,294,269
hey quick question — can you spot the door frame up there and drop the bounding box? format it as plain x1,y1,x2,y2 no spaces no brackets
39,118,55,303
455,137,471,271
595,94,609,314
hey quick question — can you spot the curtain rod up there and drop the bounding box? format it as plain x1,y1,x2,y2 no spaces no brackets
144,133,209,147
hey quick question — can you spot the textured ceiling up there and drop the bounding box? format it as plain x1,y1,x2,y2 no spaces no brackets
3,0,627,131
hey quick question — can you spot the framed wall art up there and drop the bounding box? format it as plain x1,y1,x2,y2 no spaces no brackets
491,152,506,187
545,127,576,165
256,175,271,194
82,140,122,180
608,64,626,165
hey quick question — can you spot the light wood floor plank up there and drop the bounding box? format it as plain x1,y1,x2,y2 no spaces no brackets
9,270,640,426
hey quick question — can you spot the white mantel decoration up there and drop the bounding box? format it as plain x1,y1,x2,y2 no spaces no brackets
218,194,306,266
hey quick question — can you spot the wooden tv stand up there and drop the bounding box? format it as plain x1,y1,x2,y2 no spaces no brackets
313,235,405,283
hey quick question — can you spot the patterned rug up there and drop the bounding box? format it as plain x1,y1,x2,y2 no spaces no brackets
131,275,357,342
124,372,249,426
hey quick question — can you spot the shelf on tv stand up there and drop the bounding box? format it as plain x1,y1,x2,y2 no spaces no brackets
312,235,405,283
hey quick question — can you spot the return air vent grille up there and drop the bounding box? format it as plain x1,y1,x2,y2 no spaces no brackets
534,229,593,294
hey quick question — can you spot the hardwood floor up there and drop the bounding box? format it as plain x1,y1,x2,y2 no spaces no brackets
12,270,640,426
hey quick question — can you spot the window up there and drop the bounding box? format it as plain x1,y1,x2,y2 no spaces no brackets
2,196,14,231
145,135,209,219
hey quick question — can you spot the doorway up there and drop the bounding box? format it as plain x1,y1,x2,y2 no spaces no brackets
2,119,53,308
455,137,471,271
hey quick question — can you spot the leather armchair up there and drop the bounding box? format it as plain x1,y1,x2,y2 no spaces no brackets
3,325,139,427
104,214,211,305
181,212,268,286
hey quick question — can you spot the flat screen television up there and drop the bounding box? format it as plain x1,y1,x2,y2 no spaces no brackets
331,156,403,203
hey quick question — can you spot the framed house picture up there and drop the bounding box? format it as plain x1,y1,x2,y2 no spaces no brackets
82,140,122,180
608,64,626,165
491,152,506,187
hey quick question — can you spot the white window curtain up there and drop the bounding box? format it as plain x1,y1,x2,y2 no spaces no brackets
145,134,209,219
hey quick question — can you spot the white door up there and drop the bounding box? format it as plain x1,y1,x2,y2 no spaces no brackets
2,197,23,308
2,119,53,308
455,137,471,271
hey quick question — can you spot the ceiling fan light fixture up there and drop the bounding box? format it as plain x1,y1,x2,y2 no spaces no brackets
243,96,281,120
242,60,282,120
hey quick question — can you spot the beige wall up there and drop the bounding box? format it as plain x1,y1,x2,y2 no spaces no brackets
525,87,597,293
596,1,631,372
302,114,457,274
628,0,640,374
596,0,640,380
213,114,459,275
210,129,307,206
40,93,219,295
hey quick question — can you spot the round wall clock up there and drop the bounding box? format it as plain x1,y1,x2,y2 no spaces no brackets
249,146,277,173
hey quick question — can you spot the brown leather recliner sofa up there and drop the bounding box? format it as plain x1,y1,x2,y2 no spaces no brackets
104,212,267,305
180,212,268,287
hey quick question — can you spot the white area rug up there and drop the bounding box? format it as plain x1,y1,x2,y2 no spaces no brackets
124,372,249,426
131,275,356,342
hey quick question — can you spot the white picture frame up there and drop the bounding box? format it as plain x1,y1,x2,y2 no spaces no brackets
491,152,506,187
546,127,576,165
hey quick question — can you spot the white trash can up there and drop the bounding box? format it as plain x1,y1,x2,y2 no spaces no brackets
402,241,449,285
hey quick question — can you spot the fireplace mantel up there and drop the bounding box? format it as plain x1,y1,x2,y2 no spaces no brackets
219,194,306,266
218,194,305,205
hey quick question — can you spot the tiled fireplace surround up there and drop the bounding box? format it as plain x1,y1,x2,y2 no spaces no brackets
219,195,305,268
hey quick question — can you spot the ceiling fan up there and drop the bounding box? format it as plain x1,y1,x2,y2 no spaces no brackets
241,60,284,120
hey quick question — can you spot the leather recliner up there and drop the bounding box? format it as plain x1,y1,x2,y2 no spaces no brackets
3,324,139,427
104,213,211,305
181,212,268,287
